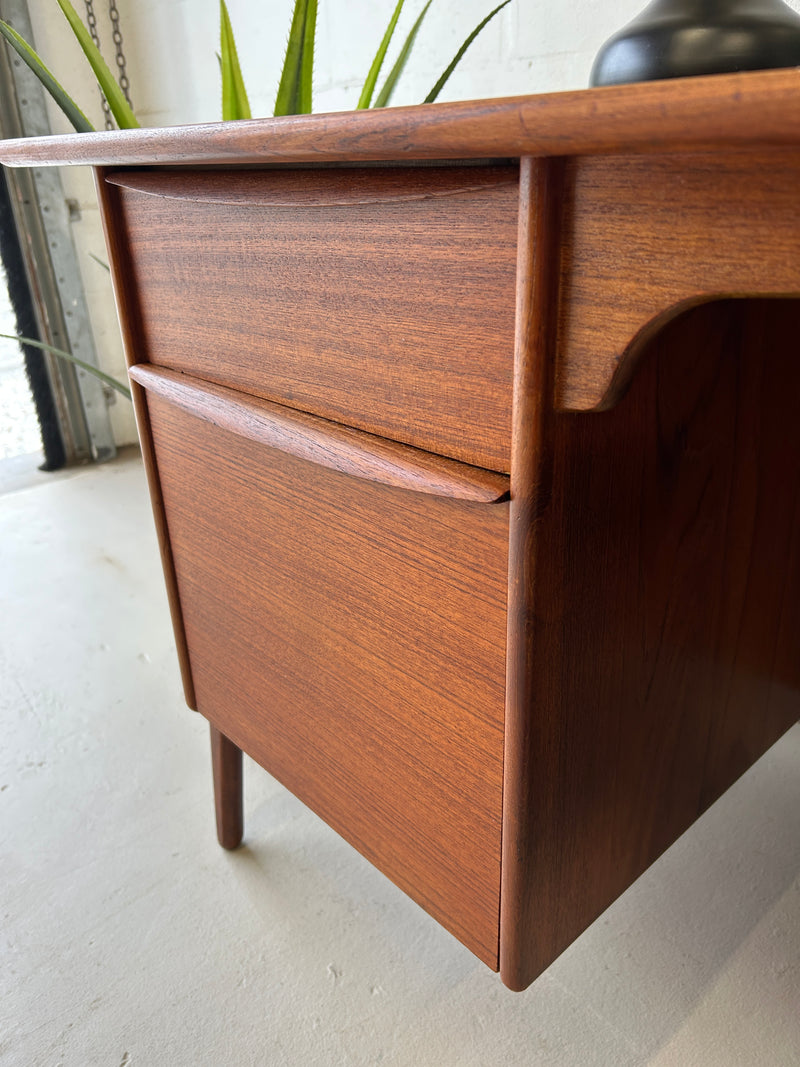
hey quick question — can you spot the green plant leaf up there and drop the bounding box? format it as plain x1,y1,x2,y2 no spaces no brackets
274,0,317,116
0,332,131,400
424,0,511,104
88,252,110,272
54,0,139,129
220,0,251,121
373,0,433,109
0,19,94,133
357,0,405,109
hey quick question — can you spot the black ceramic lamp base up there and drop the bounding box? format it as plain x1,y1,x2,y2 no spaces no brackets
591,0,800,86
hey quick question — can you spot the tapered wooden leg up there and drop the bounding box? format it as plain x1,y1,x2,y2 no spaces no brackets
210,724,243,850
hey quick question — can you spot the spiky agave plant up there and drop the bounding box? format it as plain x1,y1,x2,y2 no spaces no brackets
1,0,512,129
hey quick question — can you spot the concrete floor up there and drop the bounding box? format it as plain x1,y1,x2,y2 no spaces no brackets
1,448,798,1067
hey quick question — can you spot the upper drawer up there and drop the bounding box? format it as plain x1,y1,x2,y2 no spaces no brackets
107,166,519,471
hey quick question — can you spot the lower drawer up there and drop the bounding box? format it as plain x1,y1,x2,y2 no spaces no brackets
144,379,510,966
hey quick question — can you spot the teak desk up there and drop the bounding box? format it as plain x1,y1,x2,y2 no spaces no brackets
3,68,800,991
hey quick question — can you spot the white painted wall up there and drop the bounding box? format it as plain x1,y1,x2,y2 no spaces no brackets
17,0,800,446
27,1,650,131
30,0,800,129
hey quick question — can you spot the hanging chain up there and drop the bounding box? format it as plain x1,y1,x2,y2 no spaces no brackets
107,2,132,110
83,1,133,130
83,0,112,129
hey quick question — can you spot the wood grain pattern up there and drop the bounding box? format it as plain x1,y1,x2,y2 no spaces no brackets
557,149,800,410
129,365,510,503
93,168,198,710
505,298,800,990
500,156,564,990
210,725,243,850
113,166,518,471
2,68,800,168
146,391,510,967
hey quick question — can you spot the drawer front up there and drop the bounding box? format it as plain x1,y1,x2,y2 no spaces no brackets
109,166,519,471
145,384,510,967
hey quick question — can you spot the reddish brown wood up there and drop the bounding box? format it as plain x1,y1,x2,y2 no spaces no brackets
503,298,800,990
93,169,197,711
146,390,510,967
129,366,510,503
210,725,243,850
7,81,799,990
2,68,800,168
105,166,518,206
110,165,518,471
500,156,565,990
556,149,800,410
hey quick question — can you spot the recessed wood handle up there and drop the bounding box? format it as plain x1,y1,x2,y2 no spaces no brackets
106,167,518,208
130,365,510,503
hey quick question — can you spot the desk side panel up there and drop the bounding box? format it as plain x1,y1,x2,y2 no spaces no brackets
507,298,800,989
94,169,197,710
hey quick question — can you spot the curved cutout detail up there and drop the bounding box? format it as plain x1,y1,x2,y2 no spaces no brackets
555,149,800,411
594,294,800,411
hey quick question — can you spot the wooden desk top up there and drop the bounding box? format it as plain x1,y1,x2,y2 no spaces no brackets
1,67,800,168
